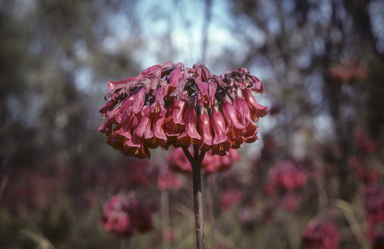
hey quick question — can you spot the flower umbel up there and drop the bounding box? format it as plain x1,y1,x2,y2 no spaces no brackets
99,62,267,158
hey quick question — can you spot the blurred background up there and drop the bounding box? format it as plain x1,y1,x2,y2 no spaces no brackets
1,0,384,248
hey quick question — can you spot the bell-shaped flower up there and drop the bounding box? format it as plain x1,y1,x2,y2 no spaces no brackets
211,108,232,156
164,100,186,136
197,106,213,152
150,88,167,115
222,98,245,141
242,89,268,122
178,104,202,147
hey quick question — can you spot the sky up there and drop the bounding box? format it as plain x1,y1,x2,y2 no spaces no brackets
102,0,253,74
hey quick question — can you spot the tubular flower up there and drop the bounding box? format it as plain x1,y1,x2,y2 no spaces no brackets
99,61,268,158
167,147,240,174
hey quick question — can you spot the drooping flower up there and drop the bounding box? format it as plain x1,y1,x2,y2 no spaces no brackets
99,61,267,159
167,147,240,174
100,192,153,237
301,221,341,249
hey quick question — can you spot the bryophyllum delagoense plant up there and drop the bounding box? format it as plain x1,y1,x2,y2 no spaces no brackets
98,61,267,158
98,61,267,249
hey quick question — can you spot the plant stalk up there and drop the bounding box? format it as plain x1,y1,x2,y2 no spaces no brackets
182,145,206,249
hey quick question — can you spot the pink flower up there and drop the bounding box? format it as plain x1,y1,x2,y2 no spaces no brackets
329,57,367,81
99,61,267,158
364,185,384,227
302,222,341,249
219,191,243,211
357,166,380,185
167,147,240,174
157,167,182,191
356,130,377,153
100,192,153,237
281,192,302,212
268,161,307,190
237,208,257,230
157,228,176,243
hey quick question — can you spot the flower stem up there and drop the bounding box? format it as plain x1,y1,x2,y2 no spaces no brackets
182,145,206,249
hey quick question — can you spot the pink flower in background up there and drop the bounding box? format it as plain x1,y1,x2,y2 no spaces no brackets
356,130,377,153
268,161,307,191
100,192,153,237
166,147,191,173
281,192,302,212
105,160,152,191
364,185,384,227
156,228,176,243
157,166,182,191
330,57,367,81
357,166,380,185
135,201,154,233
237,207,257,230
99,61,267,158
219,190,243,211
167,147,240,174
1,169,58,213
302,221,341,249
203,149,240,174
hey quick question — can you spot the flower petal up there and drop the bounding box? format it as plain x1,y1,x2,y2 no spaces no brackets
164,100,186,136
211,108,232,156
242,89,268,122
198,107,213,152
222,101,245,138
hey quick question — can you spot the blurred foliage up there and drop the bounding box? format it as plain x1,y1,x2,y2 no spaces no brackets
0,0,384,248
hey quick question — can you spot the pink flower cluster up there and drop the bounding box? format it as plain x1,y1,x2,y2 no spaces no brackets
267,161,307,191
330,57,367,81
264,161,307,212
364,185,384,227
357,130,377,153
219,190,244,211
281,192,302,212
167,147,240,174
100,192,153,237
1,169,59,213
356,166,380,185
237,207,257,230
98,61,267,158
301,222,341,249
157,166,182,191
